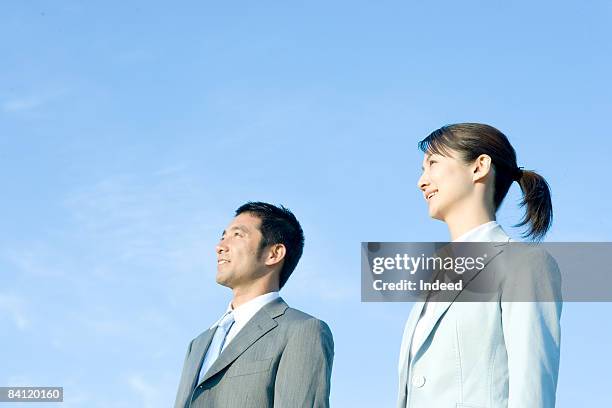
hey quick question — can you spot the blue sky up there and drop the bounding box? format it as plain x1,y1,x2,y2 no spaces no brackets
1,1,611,406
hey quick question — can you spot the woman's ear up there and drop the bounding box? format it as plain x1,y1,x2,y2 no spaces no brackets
472,154,493,182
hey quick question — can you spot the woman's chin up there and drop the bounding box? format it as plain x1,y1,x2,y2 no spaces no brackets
428,209,445,221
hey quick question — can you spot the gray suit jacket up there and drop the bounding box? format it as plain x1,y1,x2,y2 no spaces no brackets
174,298,334,408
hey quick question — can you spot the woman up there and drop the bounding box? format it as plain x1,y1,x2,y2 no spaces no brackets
397,123,562,408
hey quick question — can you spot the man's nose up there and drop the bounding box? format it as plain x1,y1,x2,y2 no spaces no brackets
216,242,227,254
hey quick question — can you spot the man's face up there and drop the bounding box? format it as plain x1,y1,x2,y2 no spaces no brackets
215,212,267,289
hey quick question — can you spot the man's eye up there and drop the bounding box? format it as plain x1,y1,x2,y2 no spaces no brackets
234,231,242,237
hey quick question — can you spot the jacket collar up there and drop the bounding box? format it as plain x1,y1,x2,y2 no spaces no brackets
192,297,288,386
406,224,513,361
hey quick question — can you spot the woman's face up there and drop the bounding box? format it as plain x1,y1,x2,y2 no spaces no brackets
417,150,475,221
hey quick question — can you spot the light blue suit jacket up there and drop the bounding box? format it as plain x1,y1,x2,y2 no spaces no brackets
397,225,562,408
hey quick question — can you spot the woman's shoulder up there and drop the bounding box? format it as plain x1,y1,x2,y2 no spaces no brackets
496,241,561,301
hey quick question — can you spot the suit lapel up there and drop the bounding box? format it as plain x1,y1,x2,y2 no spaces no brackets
177,328,215,408
398,301,425,389
409,242,507,358
197,297,288,385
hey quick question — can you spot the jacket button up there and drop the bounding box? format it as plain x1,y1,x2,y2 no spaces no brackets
411,375,426,388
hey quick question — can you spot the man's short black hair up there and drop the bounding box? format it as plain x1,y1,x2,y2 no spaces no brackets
235,201,304,289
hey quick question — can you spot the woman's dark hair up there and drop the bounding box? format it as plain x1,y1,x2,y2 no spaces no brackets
235,201,304,288
418,123,553,241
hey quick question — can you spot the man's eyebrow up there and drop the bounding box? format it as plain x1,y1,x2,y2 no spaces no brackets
230,225,249,233
221,224,250,238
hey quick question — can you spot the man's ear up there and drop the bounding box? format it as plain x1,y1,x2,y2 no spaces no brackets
264,244,286,267
472,154,493,182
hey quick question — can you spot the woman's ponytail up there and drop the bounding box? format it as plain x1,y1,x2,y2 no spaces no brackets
514,170,553,241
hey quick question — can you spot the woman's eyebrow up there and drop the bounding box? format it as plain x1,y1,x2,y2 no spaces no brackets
421,154,434,171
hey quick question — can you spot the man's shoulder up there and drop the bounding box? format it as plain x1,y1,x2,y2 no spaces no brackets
266,297,328,326
283,305,318,321
280,306,332,336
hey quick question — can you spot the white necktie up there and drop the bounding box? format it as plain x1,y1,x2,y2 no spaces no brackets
197,311,235,384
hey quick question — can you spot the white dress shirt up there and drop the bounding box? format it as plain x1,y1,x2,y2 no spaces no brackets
214,291,280,351
409,221,506,358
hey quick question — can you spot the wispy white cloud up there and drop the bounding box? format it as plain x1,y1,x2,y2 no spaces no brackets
62,167,218,276
1,245,67,278
61,388,93,408
3,165,228,408
126,373,162,408
1,96,45,112
82,313,131,336
4,374,34,387
0,293,30,330
1,89,67,113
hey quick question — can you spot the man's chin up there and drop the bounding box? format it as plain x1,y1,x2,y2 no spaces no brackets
215,274,232,288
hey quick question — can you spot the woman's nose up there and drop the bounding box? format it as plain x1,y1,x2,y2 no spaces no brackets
417,173,429,191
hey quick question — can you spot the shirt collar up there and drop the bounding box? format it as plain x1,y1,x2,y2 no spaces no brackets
453,220,509,242
212,291,280,328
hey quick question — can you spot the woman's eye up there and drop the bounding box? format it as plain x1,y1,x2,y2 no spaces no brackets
429,160,436,166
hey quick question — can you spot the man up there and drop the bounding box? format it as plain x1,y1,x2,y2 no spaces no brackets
174,202,334,408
